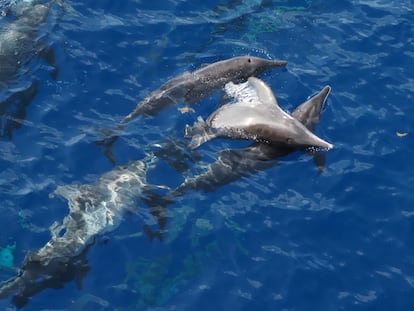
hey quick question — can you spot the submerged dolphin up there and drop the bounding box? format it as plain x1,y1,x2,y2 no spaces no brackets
144,85,332,239
0,158,155,307
0,0,60,138
186,77,333,150
0,0,59,86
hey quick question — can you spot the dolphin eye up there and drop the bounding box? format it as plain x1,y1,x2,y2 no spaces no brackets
248,58,252,63
286,138,293,144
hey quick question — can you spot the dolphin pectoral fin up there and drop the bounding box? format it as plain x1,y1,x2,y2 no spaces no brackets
307,150,326,174
73,257,90,290
39,46,58,80
0,80,38,139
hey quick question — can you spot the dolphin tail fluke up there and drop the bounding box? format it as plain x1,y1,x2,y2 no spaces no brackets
185,117,216,149
143,225,163,241
93,124,126,165
141,187,175,242
94,135,119,166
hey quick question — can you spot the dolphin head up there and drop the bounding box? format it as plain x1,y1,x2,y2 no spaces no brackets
244,77,333,149
219,56,287,83
248,117,333,150
235,56,288,81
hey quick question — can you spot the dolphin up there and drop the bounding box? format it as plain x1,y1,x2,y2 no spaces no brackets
95,56,287,161
122,56,288,120
185,77,333,150
0,0,59,86
143,85,332,239
0,157,157,307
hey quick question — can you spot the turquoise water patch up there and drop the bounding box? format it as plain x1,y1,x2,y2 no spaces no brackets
0,243,15,268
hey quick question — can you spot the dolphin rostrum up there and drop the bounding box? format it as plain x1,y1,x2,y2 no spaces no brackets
144,85,332,239
0,156,158,307
185,77,333,150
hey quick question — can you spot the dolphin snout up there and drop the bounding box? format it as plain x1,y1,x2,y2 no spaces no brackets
308,134,333,150
271,60,288,67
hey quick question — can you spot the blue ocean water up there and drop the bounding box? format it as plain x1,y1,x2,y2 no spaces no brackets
0,0,413,310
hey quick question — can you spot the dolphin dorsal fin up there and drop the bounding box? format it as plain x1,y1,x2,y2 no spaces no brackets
224,77,280,109
246,77,296,121
246,77,279,107
221,77,296,124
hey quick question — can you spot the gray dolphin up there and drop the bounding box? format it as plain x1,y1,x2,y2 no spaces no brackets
0,157,157,307
122,56,288,120
186,77,333,150
0,0,59,86
143,85,332,239
176,85,331,194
